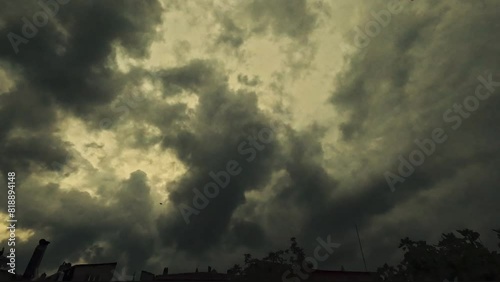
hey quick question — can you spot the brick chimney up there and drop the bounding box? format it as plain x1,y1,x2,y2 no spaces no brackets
23,239,50,280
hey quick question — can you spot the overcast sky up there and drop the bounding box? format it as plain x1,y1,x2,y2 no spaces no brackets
0,0,499,276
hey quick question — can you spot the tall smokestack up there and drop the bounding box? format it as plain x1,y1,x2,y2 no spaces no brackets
23,239,50,280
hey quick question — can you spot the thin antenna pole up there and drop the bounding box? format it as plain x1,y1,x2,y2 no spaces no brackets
355,224,368,272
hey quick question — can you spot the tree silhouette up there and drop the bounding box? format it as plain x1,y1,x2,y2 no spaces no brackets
377,229,500,281
227,237,311,279
494,229,500,249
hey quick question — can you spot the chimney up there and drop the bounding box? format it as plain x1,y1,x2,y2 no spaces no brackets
57,261,72,273
23,239,50,280
163,267,168,275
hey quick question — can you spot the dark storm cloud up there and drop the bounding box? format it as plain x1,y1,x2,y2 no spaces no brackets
0,84,65,176
149,58,397,271
0,0,163,172
155,59,281,254
105,170,156,270
0,132,70,175
9,170,155,274
0,0,163,273
228,219,268,249
326,0,500,268
0,1,163,115
251,124,375,264
123,102,191,149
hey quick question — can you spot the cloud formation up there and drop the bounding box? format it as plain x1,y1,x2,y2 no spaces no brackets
0,0,499,276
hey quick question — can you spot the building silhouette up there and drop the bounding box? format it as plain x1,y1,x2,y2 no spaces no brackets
44,262,117,281
0,238,375,281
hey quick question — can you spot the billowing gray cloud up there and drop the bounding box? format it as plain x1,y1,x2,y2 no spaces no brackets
155,59,281,253
328,0,500,267
0,0,499,277
13,170,155,273
0,0,163,274
0,0,163,173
